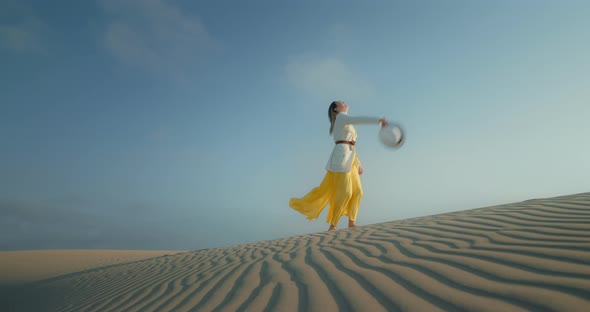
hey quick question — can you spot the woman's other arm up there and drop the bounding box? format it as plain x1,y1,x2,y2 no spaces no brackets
354,156,363,175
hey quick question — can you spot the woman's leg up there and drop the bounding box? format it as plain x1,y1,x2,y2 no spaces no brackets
326,172,353,229
347,167,363,228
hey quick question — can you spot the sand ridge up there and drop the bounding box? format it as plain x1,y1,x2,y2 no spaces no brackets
3,192,590,311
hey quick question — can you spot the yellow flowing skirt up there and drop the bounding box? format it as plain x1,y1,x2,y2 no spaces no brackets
289,157,363,226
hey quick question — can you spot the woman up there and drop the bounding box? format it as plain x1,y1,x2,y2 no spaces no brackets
289,101,388,231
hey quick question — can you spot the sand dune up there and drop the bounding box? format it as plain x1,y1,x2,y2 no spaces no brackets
3,192,590,311
0,250,184,286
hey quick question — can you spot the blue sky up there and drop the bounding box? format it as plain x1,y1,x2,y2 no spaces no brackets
1,0,589,251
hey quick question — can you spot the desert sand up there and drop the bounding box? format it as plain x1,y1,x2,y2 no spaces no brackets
0,250,184,286
2,192,590,311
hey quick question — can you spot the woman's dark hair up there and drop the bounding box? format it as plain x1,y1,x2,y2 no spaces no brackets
328,101,340,134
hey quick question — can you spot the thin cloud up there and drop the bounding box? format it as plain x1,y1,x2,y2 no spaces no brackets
285,55,376,102
0,2,46,53
0,198,173,250
98,0,216,76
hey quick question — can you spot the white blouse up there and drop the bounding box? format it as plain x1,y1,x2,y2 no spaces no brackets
325,112,382,173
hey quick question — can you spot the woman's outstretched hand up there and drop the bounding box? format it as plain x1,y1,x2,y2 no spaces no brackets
358,166,364,175
379,118,389,127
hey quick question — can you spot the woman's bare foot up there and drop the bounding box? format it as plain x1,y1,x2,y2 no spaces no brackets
328,225,337,231
348,220,357,228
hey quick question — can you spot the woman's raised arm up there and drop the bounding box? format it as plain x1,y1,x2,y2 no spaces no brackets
336,113,386,126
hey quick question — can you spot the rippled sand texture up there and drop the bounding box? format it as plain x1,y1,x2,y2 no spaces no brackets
6,192,590,311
